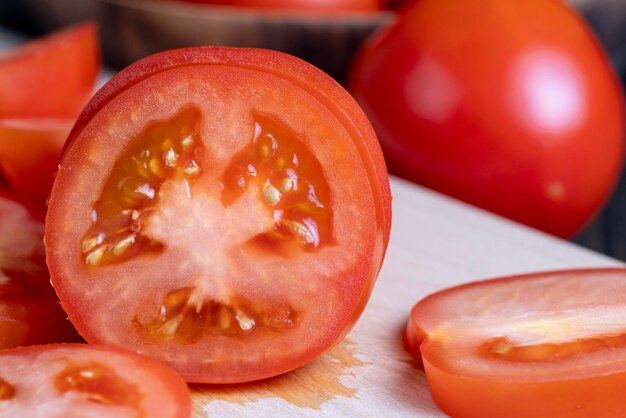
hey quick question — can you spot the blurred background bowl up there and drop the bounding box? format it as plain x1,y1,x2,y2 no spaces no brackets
0,0,394,83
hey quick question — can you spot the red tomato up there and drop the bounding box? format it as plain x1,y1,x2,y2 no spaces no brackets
0,344,191,417
177,0,383,13
45,46,391,383
0,190,79,348
0,119,72,206
404,268,626,418
349,0,625,237
0,22,100,119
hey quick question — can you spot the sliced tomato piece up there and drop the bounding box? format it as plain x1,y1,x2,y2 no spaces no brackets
0,119,72,206
0,22,100,119
0,190,79,348
0,344,191,418
45,46,391,383
404,268,626,418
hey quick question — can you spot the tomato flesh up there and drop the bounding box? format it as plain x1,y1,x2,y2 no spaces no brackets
405,268,626,418
0,344,191,418
0,191,79,348
46,47,391,383
0,22,100,119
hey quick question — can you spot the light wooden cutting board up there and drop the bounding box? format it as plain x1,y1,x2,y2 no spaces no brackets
190,176,622,417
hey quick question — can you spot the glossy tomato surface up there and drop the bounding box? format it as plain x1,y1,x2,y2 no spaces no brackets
0,119,72,206
404,268,626,418
46,46,391,383
349,0,624,237
0,22,100,119
0,191,78,348
0,344,191,418
177,0,384,13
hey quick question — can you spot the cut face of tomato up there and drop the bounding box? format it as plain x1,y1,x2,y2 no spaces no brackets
404,268,626,418
45,47,391,383
0,191,79,348
0,119,72,207
0,22,100,119
0,344,191,418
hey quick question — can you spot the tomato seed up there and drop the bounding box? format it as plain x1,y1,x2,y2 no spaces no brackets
85,246,106,266
263,182,281,206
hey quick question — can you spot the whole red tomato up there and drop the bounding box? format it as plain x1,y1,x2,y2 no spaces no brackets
349,0,625,237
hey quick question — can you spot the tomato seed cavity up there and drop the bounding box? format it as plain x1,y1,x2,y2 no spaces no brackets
133,287,297,342
0,377,15,400
481,333,626,362
221,111,334,255
81,106,203,268
54,361,143,412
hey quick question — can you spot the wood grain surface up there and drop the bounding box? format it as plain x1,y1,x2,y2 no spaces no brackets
190,176,622,417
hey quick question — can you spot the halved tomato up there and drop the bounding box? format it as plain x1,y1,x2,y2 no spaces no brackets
0,190,79,348
45,47,391,383
0,22,100,119
404,268,626,418
0,119,72,206
0,344,191,418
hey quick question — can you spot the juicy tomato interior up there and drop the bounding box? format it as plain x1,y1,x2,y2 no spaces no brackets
0,344,190,418
0,191,79,348
46,47,391,383
404,269,626,418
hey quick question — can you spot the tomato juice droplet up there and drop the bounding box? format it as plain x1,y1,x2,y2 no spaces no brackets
54,361,143,411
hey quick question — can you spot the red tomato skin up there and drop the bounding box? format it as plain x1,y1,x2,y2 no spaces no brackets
349,0,624,237
49,46,391,383
177,0,384,13
0,344,191,418
425,362,626,418
0,22,100,119
405,268,626,418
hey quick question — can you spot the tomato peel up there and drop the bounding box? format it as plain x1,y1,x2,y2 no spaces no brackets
405,268,626,418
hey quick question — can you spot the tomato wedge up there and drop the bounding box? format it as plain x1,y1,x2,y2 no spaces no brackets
404,268,626,418
0,22,100,119
0,344,191,418
45,47,391,383
0,190,79,348
0,119,72,206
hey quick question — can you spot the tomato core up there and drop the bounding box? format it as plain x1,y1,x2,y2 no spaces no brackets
0,377,15,400
54,361,142,409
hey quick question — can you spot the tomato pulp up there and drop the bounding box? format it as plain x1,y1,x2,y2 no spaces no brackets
0,344,191,418
404,268,626,418
349,0,624,237
45,47,391,383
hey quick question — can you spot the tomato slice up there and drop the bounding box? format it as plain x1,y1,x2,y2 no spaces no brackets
0,22,100,119
0,119,72,206
0,344,191,417
45,47,391,383
0,190,79,348
404,268,626,418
